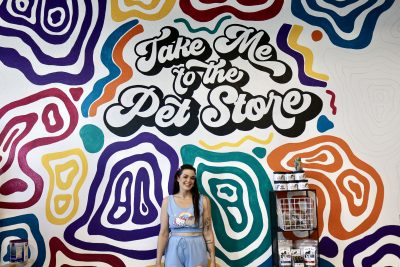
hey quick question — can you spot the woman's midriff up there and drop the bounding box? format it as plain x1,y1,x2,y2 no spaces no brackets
170,232,203,237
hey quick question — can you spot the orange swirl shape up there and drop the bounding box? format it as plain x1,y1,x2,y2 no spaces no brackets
267,135,384,240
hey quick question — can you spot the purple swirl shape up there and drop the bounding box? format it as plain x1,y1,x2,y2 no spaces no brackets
319,236,338,258
0,0,106,85
276,23,327,87
92,153,162,229
0,1,76,43
343,225,400,267
64,132,179,260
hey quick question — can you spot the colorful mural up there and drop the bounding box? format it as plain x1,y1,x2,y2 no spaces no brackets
1,1,399,266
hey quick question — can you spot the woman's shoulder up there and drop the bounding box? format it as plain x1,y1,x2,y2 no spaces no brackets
200,194,208,199
201,194,210,205
162,195,172,204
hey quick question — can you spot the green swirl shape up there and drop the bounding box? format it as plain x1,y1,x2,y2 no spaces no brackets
181,144,272,266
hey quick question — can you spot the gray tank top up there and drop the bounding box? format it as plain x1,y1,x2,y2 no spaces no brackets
168,195,203,233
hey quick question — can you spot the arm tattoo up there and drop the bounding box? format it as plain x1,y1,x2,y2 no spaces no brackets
204,217,211,231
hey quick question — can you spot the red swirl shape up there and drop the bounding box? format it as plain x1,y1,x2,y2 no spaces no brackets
267,135,384,240
0,88,79,209
179,0,283,22
326,89,337,115
49,237,125,267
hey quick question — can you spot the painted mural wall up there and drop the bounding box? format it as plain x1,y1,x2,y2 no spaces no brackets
1,0,399,266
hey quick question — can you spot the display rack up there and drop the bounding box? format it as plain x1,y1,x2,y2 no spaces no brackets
269,189,319,267
0,259,33,267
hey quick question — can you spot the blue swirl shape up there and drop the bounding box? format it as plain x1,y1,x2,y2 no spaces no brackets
291,0,395,49
0,214,46,266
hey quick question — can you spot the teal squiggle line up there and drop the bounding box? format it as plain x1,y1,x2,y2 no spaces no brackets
174,15,232,34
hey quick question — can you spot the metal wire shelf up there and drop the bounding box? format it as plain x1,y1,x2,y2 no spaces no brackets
277,196,315,231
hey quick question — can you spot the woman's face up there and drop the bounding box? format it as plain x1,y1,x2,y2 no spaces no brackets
177,169,196,192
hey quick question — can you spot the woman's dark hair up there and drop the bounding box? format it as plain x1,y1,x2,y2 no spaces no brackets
173,164,200,224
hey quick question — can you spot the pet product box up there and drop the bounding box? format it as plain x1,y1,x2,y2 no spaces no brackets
10,239,28,262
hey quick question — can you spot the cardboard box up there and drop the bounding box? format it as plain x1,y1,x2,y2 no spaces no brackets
9,239,28,262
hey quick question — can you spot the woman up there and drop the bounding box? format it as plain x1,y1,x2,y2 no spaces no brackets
156,164,216,267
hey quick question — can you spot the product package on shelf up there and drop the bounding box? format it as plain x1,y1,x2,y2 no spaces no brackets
291,248,305,267
10,239,28,263
277,240,293,267
273,170,309,191
295,239,319,267
276,239,318,267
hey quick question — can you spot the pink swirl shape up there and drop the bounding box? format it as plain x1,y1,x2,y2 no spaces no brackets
0,88,80,208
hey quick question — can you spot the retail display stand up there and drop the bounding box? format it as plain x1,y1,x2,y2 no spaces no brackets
269,189,319,267
0,259,33,267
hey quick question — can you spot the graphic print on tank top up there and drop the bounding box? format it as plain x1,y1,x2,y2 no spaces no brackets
174,211,196,227
168,195,203,230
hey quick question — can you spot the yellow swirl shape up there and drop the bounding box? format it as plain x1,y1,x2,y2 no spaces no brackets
288,25,329,81
111,0,176,21
42,149,88,225
199,132,274,150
